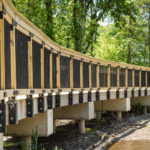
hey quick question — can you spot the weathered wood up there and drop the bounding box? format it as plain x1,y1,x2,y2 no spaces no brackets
132,69,135,88
0,14,5,89
96,63,99,88
125,68,128,88
117,67,120,88
50,52,52,88
70,57,73,89
80,60,83,88
56,53,60,88
139,70,141,88
89,62,92,88
41,46,44,89
107,65,111,89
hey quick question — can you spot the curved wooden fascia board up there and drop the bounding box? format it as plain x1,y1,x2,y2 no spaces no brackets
1,0,150,71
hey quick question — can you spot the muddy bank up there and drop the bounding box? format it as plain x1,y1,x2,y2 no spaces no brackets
4,113,150,150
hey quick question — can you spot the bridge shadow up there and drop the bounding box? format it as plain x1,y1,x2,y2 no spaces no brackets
38,114,150,150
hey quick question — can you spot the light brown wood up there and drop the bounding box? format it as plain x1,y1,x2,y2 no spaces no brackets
146,71,147,87
89,62,92,88
0,15,5,89
117,67,120,88
56,53,60,88
96,63,100,88
28,38,33,89
125,68,128,88
70,57,73,88
139,70,141,88
132,69,135,88
107,65,111,88
41,47,44,89
80,60,83,88
10,26,16,89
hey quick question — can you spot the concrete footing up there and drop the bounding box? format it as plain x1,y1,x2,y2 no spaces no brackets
143,106,147,115
117,111,122,121
96,111,101,123
22,136,32,150
0,133,3,150
79,120,85,134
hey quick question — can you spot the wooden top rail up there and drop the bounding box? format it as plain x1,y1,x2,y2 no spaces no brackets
0,0,149,100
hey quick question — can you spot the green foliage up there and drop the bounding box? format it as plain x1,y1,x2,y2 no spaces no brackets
12,0,149,66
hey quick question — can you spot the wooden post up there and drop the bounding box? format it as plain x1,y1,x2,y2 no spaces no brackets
50,50,53,88
56,52,60,88
70,56,73,89
117,66,120,88
132,69,135,88
125,68,128,88
0,13,5,89
96,63,100,88
80,59,83,88
146,71,147,87
10,25,16,89
28,37,33,89
107,64,111,89
41,46,44,89
139,70,141,88
89,62,92,88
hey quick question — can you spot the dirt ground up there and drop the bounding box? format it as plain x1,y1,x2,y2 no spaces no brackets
4,112,150,150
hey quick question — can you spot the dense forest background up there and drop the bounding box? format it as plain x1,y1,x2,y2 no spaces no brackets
12,0,150,66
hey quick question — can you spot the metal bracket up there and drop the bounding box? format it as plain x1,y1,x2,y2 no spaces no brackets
132,89,134,97
26,96,34,117
8,100,18,124
107,90,110,100
116,89,120,99
38,94,44,113
68,92,73,105
47,93,53,109
124,89,128,98
79,91,83,103
55,94,60,107
138,89,141,97
0,100,6,133
96,91,99,101
145,88,147,96
88,91,91,102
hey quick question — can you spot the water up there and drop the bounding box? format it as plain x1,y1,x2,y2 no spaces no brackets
108,140,150,150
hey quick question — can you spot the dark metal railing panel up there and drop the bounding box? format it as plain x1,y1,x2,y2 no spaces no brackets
32,40,41,88
134,70,139,87
128,69,132,87
52,53,57,88
73,59,80,88
44,48,50,88
15,29,28,88
83,62,89,88
141,71,146,87
60,56,70,88
91,64,96,87
147,71,150,86
99,66,107,87
4,19,11,89
120,68,125,87
110,67,117,87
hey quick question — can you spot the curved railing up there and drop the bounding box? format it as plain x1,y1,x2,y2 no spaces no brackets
0,0,150,99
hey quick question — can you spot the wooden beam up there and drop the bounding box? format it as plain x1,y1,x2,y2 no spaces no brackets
107,65,111,89
56,53,60,88
96,63,100,88
89,62,92,88
125,68,128,88
132,69,135,88
117,66,120,88
28,37,33,89
10,25,16,89
139,70,141,88
70,56,73,89
41,46,44,89
0,13,5,89
50,52,53,89
80,59,83,88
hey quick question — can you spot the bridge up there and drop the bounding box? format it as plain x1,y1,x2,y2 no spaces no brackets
0,0,150,149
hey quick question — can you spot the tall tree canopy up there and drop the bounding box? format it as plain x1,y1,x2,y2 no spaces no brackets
12,0,150,66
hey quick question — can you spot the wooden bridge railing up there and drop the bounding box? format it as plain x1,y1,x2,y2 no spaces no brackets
0,0,150,99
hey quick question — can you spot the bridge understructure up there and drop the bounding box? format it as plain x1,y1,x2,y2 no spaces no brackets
0,0,150,149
